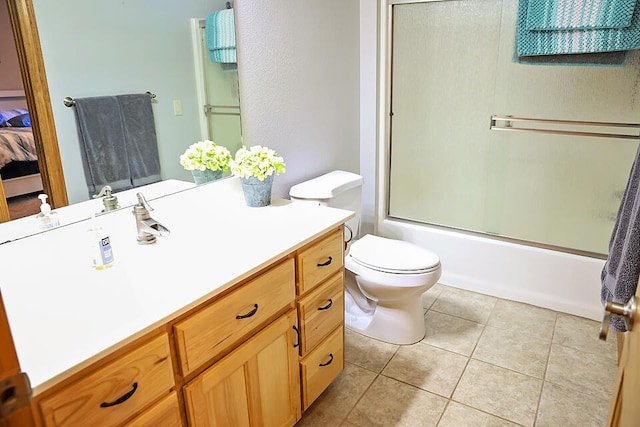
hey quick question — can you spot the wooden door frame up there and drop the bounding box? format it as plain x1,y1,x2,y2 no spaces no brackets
0,291,35,426
1,0,68,222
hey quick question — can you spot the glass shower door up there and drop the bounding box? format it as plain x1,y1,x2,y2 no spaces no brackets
387,0,640,256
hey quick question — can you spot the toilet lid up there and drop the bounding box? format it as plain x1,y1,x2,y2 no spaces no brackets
348,234,440,274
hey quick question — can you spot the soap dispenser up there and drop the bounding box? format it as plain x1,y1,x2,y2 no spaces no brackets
36,194,60,230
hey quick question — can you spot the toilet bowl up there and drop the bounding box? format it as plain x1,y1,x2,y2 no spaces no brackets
289,170,442,345
344,234,441,344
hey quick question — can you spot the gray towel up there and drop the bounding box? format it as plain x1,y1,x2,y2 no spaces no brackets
74,96,133,195
601,143,640,332
73,94,161,196
116,94,161,188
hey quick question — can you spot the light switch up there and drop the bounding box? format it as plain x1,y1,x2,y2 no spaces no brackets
173,100,183,116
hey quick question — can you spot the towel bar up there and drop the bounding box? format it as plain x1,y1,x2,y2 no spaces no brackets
204,104,240,117
64,91,157,107
490,115,640,140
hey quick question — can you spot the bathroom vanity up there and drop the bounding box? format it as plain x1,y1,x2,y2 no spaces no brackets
0,177,353,426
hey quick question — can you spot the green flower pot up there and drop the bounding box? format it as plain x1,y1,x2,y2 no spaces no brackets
191,169,223,185
240,174,274,207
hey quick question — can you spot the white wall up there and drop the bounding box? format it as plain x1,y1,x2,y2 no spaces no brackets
33,0,228,203
235,0,360,199
0,2,24,90
359,1,378,236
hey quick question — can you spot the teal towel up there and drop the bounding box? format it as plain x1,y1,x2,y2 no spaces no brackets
205,8,236,63
527,0,637,30
517,0,640,56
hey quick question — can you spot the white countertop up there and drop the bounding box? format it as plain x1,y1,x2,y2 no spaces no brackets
0,177,353,394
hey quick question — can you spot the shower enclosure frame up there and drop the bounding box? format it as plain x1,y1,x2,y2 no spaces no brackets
373,0,615,320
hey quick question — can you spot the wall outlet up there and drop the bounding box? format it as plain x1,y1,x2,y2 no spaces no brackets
173,100,183,116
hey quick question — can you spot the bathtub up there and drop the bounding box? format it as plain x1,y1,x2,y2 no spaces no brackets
379,219,606,321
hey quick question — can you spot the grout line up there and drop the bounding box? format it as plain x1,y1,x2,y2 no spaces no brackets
340,287,612,426
340,369,379,425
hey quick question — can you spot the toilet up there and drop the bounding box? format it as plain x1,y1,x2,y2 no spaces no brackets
289,170,441,345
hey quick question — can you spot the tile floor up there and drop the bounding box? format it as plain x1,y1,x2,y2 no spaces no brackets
296,284,619,427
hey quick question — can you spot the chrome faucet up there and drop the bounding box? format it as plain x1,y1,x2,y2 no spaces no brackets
93,185,120,214
132,193,170,244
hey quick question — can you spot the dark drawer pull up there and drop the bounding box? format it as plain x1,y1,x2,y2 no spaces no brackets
317,299,333,311
319,353,334,367
317,256,333,267
100,382,138,408
236,304,259,319
292,325,301,348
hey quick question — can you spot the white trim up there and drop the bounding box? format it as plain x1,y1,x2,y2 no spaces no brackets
0,90,26,99
376,0,392,233
190,18,210,141
3,174,43,198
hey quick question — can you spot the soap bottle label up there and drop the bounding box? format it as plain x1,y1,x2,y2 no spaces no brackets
90,227,114,270
100,236,114,266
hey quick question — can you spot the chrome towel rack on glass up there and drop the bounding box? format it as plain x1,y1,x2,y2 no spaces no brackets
490,115,640,140
63,91,157,107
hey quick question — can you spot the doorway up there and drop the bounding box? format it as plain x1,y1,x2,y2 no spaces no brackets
191,17,243,158
0,0,68,223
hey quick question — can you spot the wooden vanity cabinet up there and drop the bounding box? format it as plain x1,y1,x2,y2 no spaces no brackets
37,334,175,427
173,259,296,376
183,310,300,427
124,392,183,427
295,228,346,410
32,226,347,426
296,228,344,295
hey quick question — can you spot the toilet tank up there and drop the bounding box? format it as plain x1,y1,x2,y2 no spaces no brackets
289,170,363,236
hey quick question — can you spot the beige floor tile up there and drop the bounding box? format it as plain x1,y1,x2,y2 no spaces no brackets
423,283,445,311
546,344,617,400
536,381,609,427
344,328,399,373
297,363,377,427
382,342,468,398
346,375,447,427
486,299,557,342
423,310,484,356
438,401,520,427
452,360,542,427
472,325,550,378
430,287,497,324
553,312,618,359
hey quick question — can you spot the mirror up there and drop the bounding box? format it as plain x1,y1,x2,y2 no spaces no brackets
2,0,242,226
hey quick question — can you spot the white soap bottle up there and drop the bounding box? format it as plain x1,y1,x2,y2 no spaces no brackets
36,194,60,230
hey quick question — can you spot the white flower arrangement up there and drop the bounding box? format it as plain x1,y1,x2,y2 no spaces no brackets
230,145,286,181
179,140,232,172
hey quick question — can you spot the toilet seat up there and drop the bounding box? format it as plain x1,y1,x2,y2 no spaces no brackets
348,234,440,275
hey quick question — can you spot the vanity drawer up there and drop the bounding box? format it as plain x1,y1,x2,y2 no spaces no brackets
39,334,174,427
297,273,344,356
174,258,296,375
300,325,344,410
297,228,344,295
124,391,182,427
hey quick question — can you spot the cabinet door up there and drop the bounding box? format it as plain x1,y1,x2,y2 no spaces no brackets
184,311,301,427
